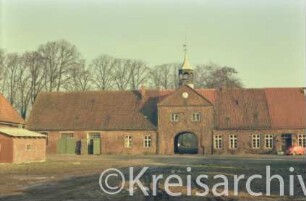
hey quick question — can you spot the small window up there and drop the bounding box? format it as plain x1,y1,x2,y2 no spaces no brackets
229,135,237,149
192,113,201,122
265,134,273,149
170,113,179,122
144,135,152,148
225,117,230,127
252,134,260,149
124,135,132,148
214,135,222,149
61,133,74,138
26,144,32,151
298,134,306,147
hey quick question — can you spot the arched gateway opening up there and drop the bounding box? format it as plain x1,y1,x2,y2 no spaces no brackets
174,132,198,154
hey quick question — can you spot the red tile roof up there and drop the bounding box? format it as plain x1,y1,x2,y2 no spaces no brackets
0,94,25,125
196,89,217,104
265,88,306,129
215,89,271,129
27,91,157,131
27,87,306,131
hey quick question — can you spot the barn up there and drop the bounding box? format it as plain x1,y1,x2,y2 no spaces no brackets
0,94,46,163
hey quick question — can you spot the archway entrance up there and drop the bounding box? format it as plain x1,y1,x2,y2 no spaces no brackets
174,132,198,154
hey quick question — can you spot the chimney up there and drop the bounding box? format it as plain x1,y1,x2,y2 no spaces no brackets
140,85,146,101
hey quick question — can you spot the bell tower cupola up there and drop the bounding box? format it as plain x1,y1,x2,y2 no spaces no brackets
178,44,194,88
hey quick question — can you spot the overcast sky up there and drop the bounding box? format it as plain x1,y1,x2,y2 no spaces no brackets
1,0,305,88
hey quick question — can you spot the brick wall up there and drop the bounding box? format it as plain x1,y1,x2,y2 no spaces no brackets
0,134,13,163
44,130,156,155
37,128,305,155
212,129,305,154
45,131,84,154
100,131,156,154
12,137,46,163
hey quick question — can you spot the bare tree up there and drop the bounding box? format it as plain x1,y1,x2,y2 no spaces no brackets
129,60,149,90
150,63,178,89
0,49,6,93
90,55,115,90
148,66,162,89
194,63,243,89
2,53,21,105
38,40,80,92
211,66,242,88
16,59,31,119
112,58,132,90
22,51,45,105
1,52,33,118
64,61,92,91
170,63,180,89
194,64,215,88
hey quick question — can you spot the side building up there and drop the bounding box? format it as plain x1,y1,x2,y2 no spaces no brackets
0,94,46,163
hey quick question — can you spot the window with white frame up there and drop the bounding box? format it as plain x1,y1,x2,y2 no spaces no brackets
298,134,306,147
252,134,260,149
144,135,152,148
192,112,201,122
124,135,132,148
170,113,179,122
229,135,237,149
214,135,222,149
265,134,273,149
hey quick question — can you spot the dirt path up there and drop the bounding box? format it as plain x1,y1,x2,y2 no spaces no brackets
0,155,305,201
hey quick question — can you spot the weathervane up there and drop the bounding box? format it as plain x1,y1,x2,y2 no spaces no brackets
183,35,188,54
183,43,187,54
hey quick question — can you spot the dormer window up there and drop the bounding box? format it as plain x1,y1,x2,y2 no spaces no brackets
192,112,201,122
170,113,179,122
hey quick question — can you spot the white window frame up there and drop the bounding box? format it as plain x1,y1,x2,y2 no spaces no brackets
298,134,306,147
214,135,222,149
144,135,152,148
124,135,132,148
192,112,201,122
229,135,237,149
265,134,273,149
170,113,179,122
252,134,261,149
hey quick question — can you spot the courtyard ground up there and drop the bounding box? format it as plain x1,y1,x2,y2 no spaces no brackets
0,154,305,201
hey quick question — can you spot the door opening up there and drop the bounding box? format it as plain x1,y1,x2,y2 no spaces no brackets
174,132,198,154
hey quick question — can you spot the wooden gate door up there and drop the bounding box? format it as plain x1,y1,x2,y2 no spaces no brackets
93,138,101,155
57,138,76,154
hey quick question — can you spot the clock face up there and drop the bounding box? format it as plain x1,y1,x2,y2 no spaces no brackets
183,73,189,79
182,92,189,99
